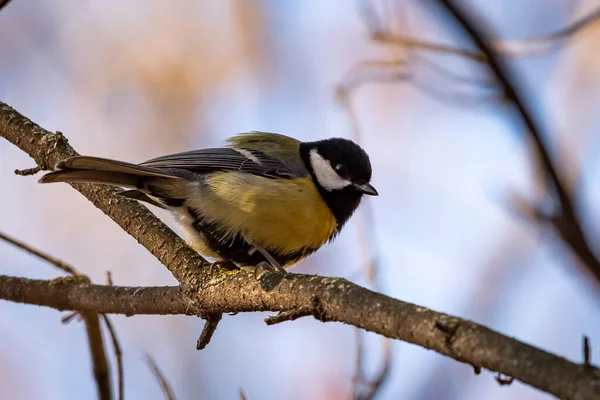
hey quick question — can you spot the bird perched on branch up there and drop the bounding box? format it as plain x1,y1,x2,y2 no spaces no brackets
39,132,377,276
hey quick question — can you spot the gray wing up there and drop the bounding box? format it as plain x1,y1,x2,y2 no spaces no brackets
140,148,308,179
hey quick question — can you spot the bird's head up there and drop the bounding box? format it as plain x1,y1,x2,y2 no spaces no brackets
300,138,377,228
301,137,377,196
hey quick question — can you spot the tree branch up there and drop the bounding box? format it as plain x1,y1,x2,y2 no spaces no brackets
81,311,112,400
2,273,600,399
3,102,600,398
433,0,600,285
0,275,195,315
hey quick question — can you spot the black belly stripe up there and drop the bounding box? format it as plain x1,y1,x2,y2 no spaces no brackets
187,207,316,267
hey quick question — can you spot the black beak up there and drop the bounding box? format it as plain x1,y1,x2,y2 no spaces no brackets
353,182,378,196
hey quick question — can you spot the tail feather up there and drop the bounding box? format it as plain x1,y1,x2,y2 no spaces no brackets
57,156,176,178
39,156,179,186
38,156,191,208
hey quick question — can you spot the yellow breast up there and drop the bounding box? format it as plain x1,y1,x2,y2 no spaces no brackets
197,172,337,263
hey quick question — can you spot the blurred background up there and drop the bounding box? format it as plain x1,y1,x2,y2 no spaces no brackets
2,0,600,399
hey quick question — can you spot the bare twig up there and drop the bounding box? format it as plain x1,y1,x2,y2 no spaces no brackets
584,335,591,367
338,56,392,400
0,231,81,275
103,316,123,400
264,308,312,325
433,0,600,285
14,166,41,176
0,275,193,315
362,338,393,400
106,271,114,286
362,0,600,60
196,313,222,350
81,311,112,400
352,328,365,399
146,355,177,400
61,311,80,324
103,271,123,400
0,231,112,399
495,373,515,386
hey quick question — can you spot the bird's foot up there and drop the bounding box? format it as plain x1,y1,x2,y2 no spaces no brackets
254,261,286,280
209,259,240,274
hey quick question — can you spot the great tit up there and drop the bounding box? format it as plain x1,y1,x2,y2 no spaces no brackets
39,132,377,272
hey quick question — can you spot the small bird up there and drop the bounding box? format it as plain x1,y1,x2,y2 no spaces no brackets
39,132,377,275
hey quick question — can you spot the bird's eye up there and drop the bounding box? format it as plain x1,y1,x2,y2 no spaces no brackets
335,164,348,176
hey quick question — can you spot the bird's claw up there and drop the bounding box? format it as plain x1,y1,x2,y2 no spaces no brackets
254,261,286,280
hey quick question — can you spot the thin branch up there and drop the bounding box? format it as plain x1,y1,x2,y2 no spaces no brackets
340,58,393,400
0,231,112,399
584,336,591,367
3,274,600,399
352,328,365,399
145,355,177,400
363,0,600,61
3,103,600,398
103,272,123,400
433,0,600,285
0,231,81,275
81,311,112,400
196,313,222,350
103,316,123,400
14,166,41,176
0,275,194,315
264,308,312,325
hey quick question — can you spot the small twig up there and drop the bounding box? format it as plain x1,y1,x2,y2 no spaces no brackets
196,313,223,350
583,335,591,367
361,337,393,400
495,373,515,386
339,54,392,400
82,312,112,400
363,0,600,61
146,355,177,400
434,0,600,285
103,315,124,400
352,328,365,399
14,166,41,176
0,231,81,275
0,231,112,399
103,270,123,400
264,308,312,325
106,271,114,286
61,311,80,324
239,388,248,400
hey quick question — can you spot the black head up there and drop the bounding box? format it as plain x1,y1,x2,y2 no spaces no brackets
300,138,377,229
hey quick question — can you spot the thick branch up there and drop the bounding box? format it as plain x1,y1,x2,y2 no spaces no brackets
2,274,600,399
0,275,194,315
3,102,600,398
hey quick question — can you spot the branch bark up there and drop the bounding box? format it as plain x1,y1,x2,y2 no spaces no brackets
2,102,600,398
2,272,600,399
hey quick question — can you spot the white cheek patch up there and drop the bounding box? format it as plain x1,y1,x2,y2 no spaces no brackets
309,149,351,191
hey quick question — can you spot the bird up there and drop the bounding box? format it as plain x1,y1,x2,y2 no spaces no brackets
39,131,378,276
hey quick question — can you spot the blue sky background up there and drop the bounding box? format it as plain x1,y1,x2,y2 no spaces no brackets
1,1,600,399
